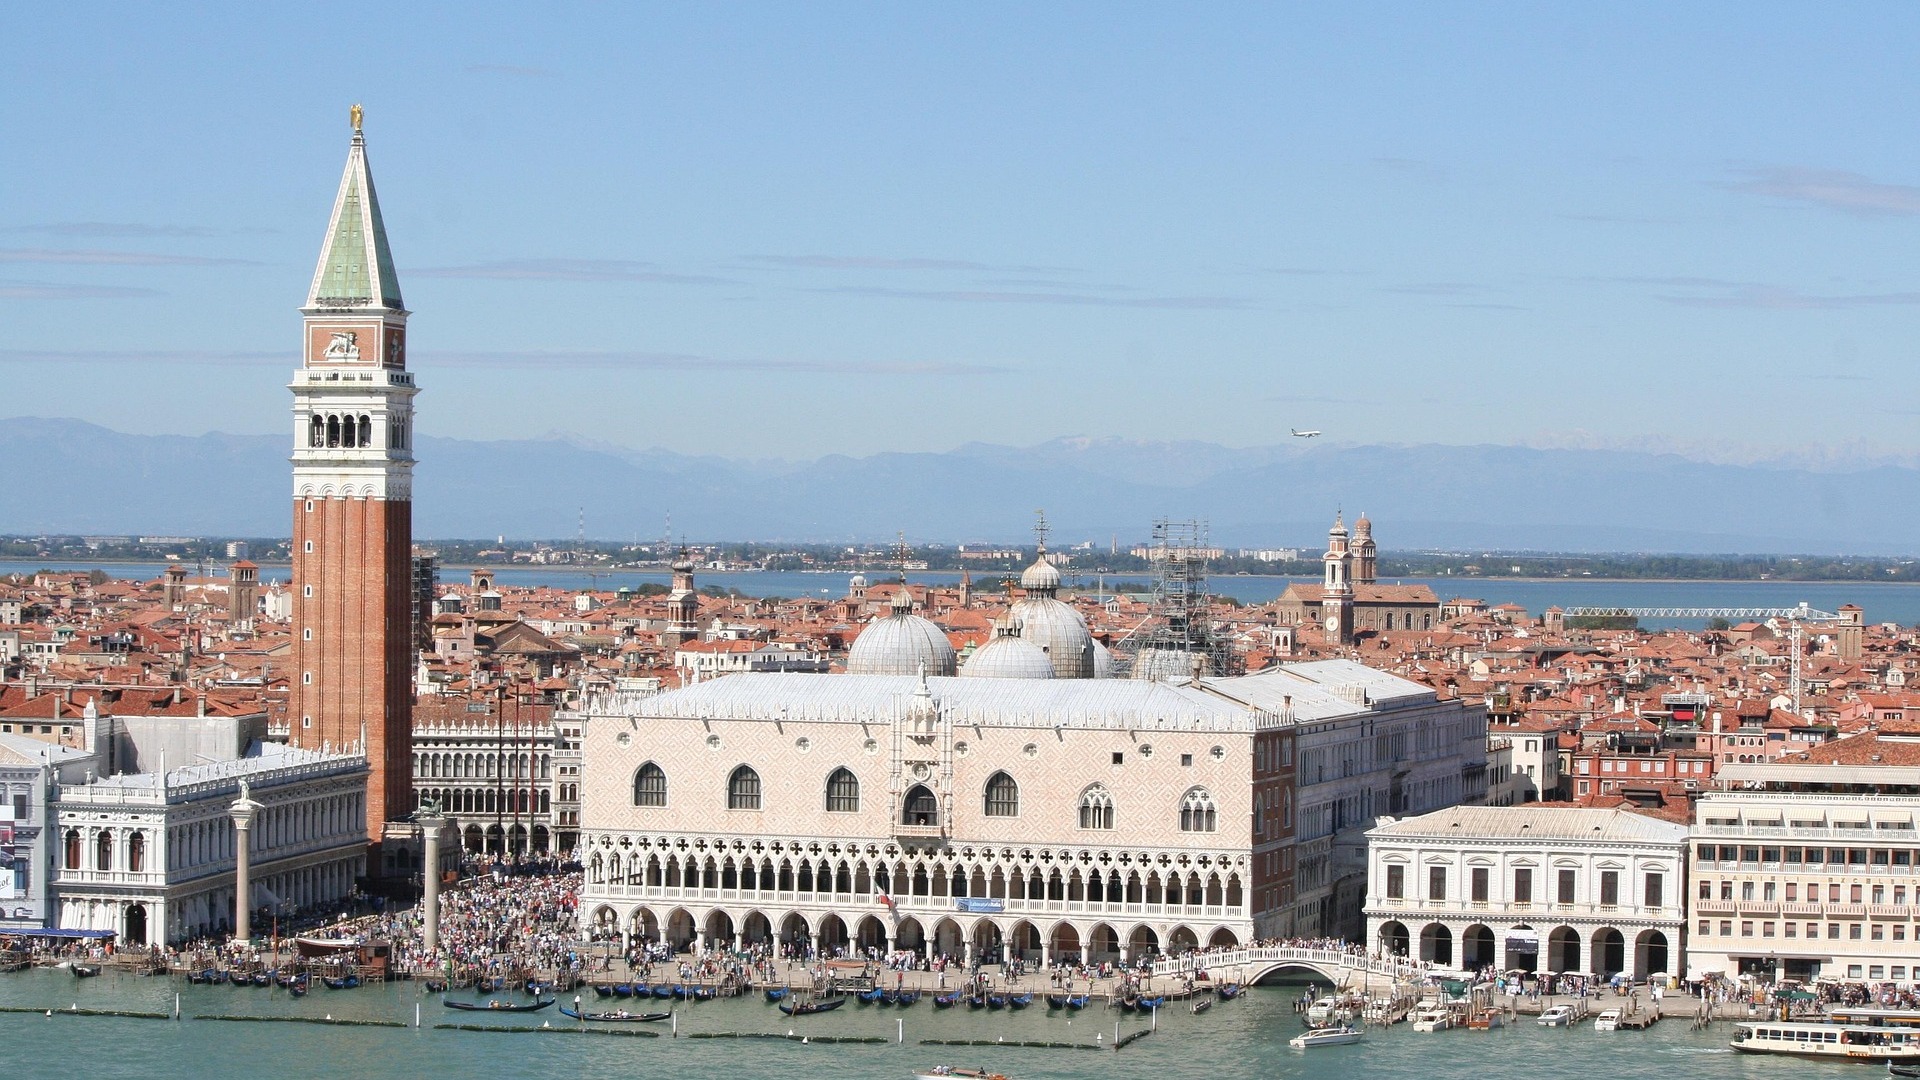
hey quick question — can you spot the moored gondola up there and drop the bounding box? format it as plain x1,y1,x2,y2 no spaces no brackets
1193,997,1212,1014
1007,993,1033,1010
71,964,101,978
778,996,847,1016
1046,994,1070,1009
592,984,615,998
764,987,790,1002
444,998,555,1013
932,992,959,1008
322,974,360,990
1216,983,1244,1001
858,987,888,1004
422,979,449,993
560,1005,670,1022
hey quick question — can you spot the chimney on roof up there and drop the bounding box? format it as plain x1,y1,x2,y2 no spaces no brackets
196,694,205,718
172,686,182,706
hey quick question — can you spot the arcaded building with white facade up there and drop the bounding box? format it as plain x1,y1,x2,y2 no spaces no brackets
52,744,369,945
574,646,1487,962
1364,805,1688,980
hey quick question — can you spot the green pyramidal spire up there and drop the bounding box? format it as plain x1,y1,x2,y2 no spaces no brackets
305,111,404,310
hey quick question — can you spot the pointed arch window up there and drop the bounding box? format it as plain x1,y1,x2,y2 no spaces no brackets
825,767,859,813
983,771,1020,817
902,784,938,826
1180,787,1218,832
727,765,762,810
1078,784,1115,830
632,762,666,807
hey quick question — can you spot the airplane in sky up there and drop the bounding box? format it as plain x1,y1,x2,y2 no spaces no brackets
1290,428,1321,438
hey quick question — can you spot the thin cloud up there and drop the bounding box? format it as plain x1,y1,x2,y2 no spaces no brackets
743,254,1083,274
814,285,1249,310
0,248,255,267
1585,274,1754,289
422,349,1009,376
1724,166,1920,217
466,63,555,78
0,348,283,365
3,222,223,239
0,347,1007,376
0,281,161,300
1385,282,1482,296
1659,285,1920,310
410,258,736,285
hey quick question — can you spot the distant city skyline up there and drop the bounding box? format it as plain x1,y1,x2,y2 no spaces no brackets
7,4,1920,461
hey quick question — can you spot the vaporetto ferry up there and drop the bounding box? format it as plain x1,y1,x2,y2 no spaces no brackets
1730,1021,1920,1061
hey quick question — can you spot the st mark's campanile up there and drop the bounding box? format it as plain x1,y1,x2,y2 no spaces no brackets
288,106,418,845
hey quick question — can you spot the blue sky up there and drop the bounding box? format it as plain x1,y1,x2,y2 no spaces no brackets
6,3,1920,461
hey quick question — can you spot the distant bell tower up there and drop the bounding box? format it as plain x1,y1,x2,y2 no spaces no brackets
1351,513,1377,586
664,550,698,647
288,105,418,846
1322,513,1353,644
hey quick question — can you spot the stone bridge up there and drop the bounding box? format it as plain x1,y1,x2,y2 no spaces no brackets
1149,946,1434,991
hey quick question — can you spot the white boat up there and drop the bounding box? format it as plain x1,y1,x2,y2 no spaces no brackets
1411,1005,1454,1032
1305,996,1352,1027
1592,1010,1621,1032
1290,1025,1364,1049
912,1070,1010,1080
1537,1004,1576,1027
1730,1021,1920,1061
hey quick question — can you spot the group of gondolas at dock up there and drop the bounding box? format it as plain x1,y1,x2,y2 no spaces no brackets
758,979,1244,1016
178,968,350,996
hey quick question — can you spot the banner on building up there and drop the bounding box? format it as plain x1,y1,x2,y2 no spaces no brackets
1505,927,1539,954
953,897,1003,914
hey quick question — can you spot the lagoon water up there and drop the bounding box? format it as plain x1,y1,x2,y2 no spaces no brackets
7,559,1920,628
0,967,1782,1080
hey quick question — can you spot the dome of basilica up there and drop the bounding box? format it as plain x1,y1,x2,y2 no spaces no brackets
847,589,958,676
961,621,1057,680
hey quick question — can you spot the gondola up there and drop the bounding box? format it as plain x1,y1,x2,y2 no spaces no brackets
1007,993,1033,1010
858,987,888,1004
896,990,921,1007
187,969,218,985
1064,994,1088,1010
421,979,449,993
689,986,716,1001
526,981,551,996
1889,1065,1920,1079
288,977,309,999
323,974,360,990
444,998,555,1013
592,984,615,998
1216,983,1244,1001
1137,995,1166,1010
1193,997,1212,1014
227,970,251,986
652,986,677,1000
251,972,273,987
1046,994,1071,1009
611,983,634,998
71,964,101,978
778,997,847,1016
966,993,988,1010
560,1005,670,1022
765,987,790,1002
986,993,1007,1010
932,992,960,1008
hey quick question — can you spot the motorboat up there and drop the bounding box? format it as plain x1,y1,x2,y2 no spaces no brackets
1465,1008,1505,1030
1290,1025,1364,1049
1411,1005,1454,1032
1593,1010,1620,1032
560,1005,671,1022
911,1069,1010,1080
1538,1004,1576,1027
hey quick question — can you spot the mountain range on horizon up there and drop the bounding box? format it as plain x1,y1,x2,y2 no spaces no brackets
2,416,1914,556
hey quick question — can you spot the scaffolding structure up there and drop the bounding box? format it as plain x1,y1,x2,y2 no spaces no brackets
1120,519,1238,678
